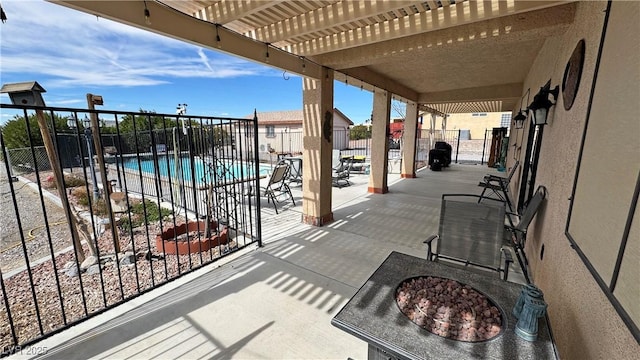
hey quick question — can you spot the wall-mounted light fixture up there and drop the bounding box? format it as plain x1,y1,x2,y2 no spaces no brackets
513,110,527,129
529,80,559,125
513,88,530,130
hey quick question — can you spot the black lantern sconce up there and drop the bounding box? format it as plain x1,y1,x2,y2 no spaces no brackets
512,88,530,129
529,80,559,125
513,110,527,129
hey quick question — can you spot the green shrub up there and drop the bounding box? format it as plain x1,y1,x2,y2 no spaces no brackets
47,174,86,189
71,187,109,216
120,199,172,233
65,176,86,188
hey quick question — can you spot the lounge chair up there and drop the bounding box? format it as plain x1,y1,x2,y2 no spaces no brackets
424,194,513,280
332,149,342,169
332,155,352,188
478,160,519,212
261,162,295,214
504,185,547,283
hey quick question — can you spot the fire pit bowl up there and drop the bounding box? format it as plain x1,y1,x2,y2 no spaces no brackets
396,276,504,342
156,220,229,255
332,252,556,359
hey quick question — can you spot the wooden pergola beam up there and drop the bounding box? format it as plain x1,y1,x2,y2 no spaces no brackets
50,0,322,78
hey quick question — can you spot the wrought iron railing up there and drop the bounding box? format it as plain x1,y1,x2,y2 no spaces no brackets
0,104,261,356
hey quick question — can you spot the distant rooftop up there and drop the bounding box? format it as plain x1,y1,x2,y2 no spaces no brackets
248,108,353,126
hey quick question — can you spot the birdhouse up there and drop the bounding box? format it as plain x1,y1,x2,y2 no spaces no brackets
0,81,47,106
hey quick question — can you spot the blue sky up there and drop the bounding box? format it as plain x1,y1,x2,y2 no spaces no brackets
0,0,378,125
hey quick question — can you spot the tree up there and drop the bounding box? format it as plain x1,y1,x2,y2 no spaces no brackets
1,113,70,149
115,110,178,154
350,124,371,140
117,109,177,134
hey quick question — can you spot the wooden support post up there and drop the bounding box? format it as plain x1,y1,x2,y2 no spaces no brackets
87,94,121,253
34,109,87,262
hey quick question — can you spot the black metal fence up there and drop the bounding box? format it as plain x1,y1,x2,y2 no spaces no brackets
416,129,493,166
250,127,493,174
0,104,261,357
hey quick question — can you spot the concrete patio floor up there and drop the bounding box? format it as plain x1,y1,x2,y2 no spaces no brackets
23,163,523,360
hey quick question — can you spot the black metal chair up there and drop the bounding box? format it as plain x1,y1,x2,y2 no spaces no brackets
332,156,352,188
478,160,519,212
504,185,547,283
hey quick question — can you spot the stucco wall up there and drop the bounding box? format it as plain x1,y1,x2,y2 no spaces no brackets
510,1,639,358
444,112,507,140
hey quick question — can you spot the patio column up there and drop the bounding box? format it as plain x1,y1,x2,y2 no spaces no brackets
401,102,418,178
301,68,334,226
368,90,391,194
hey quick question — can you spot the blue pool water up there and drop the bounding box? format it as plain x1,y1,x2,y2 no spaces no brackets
122,157,271,183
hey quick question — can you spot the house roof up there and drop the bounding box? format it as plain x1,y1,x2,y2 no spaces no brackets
249,108,354,126
333,108,354,126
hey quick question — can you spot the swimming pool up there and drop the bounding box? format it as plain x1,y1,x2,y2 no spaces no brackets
121,156,272,183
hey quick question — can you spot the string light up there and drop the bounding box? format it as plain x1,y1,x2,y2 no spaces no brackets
265,43,270,63
300,56,306,73
215,24,222,48
0,4,7,23
143,0,151,25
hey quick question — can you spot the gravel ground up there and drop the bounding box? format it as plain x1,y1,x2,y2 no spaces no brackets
1,216,240,352
0,165,245,352
0,225,238,351
0,167,72,273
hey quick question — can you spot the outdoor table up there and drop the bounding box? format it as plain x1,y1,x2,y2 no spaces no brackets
281,156,302,183
331,251,557,360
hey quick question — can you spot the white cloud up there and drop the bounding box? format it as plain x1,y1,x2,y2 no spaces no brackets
0,0,272,89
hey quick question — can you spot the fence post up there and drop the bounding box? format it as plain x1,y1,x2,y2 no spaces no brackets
35,109,87,262
455,129,461,164
4,147,18,181
481,129,488,165
253,111,263,248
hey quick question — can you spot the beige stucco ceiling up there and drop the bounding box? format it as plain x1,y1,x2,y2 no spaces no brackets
51,0,578,114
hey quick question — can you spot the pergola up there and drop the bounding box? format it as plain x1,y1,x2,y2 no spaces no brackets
51,0,576,225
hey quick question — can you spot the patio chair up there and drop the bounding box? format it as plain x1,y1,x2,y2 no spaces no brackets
424,194,513,280
504,185,547,283
260,162,295,214
332,156,353,188
478,160,519,212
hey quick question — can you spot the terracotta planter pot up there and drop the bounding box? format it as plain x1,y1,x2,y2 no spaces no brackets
156,220,229,255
